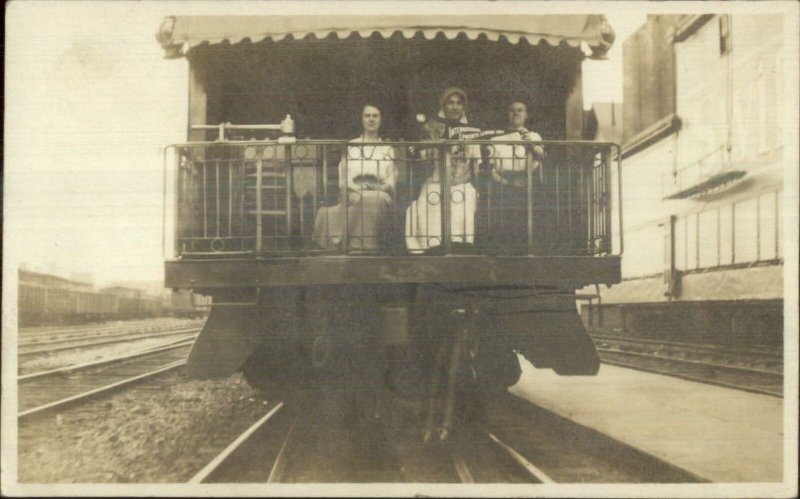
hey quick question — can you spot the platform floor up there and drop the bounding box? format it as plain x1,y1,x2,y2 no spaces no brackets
510,358,784,482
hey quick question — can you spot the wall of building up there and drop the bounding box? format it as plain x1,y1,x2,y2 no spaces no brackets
589,15,785,341
607,15,785,297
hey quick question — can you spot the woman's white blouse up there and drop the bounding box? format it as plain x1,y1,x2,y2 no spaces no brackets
343,138,397,193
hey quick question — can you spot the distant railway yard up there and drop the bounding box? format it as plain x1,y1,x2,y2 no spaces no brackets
14,317,783,484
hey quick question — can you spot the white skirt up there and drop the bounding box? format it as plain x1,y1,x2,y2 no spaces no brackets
405,180,477,254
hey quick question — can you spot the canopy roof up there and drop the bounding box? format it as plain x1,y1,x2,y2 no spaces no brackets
157,15,614,59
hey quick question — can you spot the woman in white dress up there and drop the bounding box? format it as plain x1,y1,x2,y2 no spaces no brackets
405,87,480,253
313,104,397,250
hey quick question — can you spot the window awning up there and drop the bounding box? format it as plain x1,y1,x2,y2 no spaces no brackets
157,15,614,59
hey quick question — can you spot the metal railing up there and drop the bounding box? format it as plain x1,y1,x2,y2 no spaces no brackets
164,139,621,258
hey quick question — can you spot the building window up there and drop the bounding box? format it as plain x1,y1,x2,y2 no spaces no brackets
758,191,778,261
734,197,759,263
674,217,686,271
669,191,781,272
719,15,732,55
698,209,719,268
719,204,733,265
663,216,680,297
777,191,783,258
686,213,698,270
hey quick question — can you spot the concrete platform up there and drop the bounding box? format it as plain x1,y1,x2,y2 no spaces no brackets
510,358,783,482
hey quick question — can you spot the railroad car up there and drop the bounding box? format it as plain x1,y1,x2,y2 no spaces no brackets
17,284,171,326
158,14,622,439
75,290,117,322
18,285,47,326
168,289,211,318
44,288,77,324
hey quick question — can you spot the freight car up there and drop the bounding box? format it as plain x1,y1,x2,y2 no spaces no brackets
158,14,622,439
167,289,211,318
17,284,171,326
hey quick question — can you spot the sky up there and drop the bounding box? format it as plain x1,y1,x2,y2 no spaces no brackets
4,2,645,287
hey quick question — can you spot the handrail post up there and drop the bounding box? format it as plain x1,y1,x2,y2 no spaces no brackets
615,143,624,256
440,144,452,254
285,145,294,245
255,157,263,255
173,147,182,257
588,151,596,254
603,147,613,254
342,145,349,253
527,147,535,255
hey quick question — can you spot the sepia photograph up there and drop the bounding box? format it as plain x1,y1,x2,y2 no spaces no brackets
2,1,798,497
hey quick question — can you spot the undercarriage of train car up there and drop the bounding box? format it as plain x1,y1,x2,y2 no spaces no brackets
159,15,621,439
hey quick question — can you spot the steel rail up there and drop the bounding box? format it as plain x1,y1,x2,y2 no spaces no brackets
452,454,475,483
18,339,195,382
19,327,201,357
19,319,199,339
599,356,782,398
488,393,707,484
266,423,295,483
18,360,187,421
595,347,783,376
487,432,555,484
189,402,284,483
590,332,783,359
19,324,199,347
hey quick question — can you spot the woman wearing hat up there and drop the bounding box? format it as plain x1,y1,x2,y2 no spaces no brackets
405,87,482,253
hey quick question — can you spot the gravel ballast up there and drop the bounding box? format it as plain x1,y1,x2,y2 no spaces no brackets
18,372,274,483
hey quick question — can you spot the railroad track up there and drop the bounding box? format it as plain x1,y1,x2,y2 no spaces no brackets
19,318,204,341
590,333,782,361
590,333,783,397
18,327,201,358
18,341,193,420
484,393,704,483
186,396,549,484
185,388,697,484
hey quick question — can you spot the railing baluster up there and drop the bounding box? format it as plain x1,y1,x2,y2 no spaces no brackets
312,146,319,234
240,159,246,248
498,169,505,241
256,156,263,255
555,159,560,251
527,151,534,255
580,156,587,254
299,190,305,241
342,147,349,253
203,160,208,239
486,172,492,236
273,161,278,251
173,148,182,256
322,145,328,200
567,161,573,239
595,154,601,252
228,159,233,239
285,145,293,243
603,148,612,253
591,156,597,252
216,159,221,238
440,145,451,254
